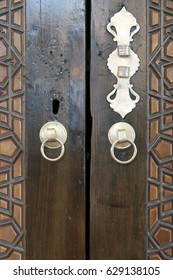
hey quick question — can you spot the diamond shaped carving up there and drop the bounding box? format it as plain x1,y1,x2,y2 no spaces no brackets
0,224,17,243
164,64,173,86
0,39,7,58
165,37,173,58
154,226,172,246
0,1,7,9
0,65,8,84
155,139,172,160
0,136,20,161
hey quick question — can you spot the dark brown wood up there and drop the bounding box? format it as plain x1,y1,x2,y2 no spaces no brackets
26,0,85,259
90,0,147,259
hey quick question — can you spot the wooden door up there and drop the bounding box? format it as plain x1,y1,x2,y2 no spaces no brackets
0,0,173,260
0,0,86,260
90,0,147,259
90,0,173,260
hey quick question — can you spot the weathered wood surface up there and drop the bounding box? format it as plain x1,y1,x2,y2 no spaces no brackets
90,0,147,259
26,0,86,259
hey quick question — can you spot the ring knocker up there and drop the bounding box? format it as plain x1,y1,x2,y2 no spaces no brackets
40,138,65,162
108,122,137,164
110,139,137,165
39,121,67,162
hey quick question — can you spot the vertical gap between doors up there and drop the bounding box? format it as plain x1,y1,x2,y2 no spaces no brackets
85,0,92,260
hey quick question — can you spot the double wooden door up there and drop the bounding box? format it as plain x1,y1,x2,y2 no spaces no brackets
0,0,173,260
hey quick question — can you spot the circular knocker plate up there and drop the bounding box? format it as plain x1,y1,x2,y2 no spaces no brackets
108,122,137,164
39,121,67,162
40,138,65,162
39,121,67,149
108,122,135,149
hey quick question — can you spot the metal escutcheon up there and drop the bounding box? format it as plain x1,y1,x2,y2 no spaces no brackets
39,121,67,162
108,122,137,164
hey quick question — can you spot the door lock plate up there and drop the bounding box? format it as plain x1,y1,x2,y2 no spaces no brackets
39,121,67,149
108,122,135,149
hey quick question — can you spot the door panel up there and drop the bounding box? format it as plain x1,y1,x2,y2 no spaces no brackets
0,0,25,260
26,0,86,259
147,0,173,260
90,0,147,259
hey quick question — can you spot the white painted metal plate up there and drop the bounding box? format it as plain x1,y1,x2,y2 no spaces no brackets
107,7,140,118
39,121,67,149
108,122,136,149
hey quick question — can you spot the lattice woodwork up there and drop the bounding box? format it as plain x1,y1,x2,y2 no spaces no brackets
0,0,25,259
148,0,173,259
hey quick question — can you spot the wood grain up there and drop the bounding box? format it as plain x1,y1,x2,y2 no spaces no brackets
26,0,85,259
90,0,147,259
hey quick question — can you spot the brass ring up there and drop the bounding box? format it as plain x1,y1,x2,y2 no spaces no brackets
40,138,65,162
110,139,137,164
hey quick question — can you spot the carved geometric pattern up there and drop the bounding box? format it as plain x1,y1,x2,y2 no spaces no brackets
0,0,25,259
148,0,173,260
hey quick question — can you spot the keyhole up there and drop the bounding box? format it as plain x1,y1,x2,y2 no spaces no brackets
52,98,60,115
